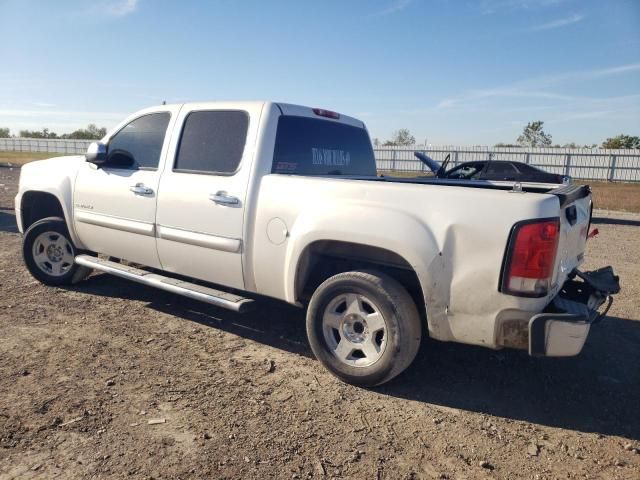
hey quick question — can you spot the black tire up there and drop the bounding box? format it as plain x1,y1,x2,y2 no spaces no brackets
306,270,422,387
22,216,87,286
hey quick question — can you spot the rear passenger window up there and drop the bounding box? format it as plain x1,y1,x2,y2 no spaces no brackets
486,163,518,175
174,111,249,174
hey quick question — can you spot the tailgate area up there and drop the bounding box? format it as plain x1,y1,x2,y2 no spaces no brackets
552,185,592,289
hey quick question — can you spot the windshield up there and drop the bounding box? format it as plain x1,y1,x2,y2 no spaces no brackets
446,163,485,179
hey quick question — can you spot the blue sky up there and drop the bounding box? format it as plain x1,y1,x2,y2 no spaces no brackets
1,0,639,145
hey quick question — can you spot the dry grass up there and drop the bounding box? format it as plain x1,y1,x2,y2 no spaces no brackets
586,181,640,213
0,151,69,166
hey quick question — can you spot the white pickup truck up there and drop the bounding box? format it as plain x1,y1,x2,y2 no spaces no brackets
15,101,619,386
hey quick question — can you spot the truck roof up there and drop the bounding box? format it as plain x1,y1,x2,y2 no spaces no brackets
152,101,366,129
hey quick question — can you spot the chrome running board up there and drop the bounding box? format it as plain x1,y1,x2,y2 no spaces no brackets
75,254,253,313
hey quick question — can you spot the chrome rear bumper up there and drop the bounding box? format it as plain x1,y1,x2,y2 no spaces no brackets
529,266,619,357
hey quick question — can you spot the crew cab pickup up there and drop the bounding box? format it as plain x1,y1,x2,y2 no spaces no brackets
15,101,619,386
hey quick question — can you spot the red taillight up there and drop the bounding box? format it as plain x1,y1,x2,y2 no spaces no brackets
312,108,340,119
502,219,560,297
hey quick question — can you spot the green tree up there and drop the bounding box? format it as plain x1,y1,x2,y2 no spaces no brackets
494,143,520,147
19,128,59,139
383,128,416,146
0,127,10,138
62,123,107,140
601,134,640,149
517,121,552,147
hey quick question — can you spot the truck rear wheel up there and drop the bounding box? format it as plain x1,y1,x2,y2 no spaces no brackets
22,217,88,286
306,270,422,386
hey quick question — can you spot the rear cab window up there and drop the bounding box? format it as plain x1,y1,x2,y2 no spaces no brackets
272,116,376,176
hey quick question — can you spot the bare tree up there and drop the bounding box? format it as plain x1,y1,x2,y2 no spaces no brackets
517,121,552,147
384,128,416,146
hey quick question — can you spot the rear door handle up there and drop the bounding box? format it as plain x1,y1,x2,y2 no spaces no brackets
130,183,154,196
209,191,240,206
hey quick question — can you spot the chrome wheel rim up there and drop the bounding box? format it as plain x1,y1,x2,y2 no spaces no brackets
322,293,387,367
32,231,74,277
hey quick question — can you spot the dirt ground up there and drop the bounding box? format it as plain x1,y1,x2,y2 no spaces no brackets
1,165,639,479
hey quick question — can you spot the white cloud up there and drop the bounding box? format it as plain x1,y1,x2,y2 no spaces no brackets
530,13,584,31
480,0,565,15
0,109,127,134
72,0,138,18
589,63,640,77
436,89,576,109
373,0,413,17
0,109,125,119
105,0,138,17
436,62,640,111
549,110,611,123
527,62,640,87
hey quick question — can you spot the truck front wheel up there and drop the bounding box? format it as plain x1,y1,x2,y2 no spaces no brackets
22,217,88,286
306,270,422,387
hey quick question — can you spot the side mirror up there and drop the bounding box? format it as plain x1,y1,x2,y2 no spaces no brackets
85,141,108,166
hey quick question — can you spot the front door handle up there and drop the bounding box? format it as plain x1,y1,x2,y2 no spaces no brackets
130,183,154,196
209,191,240,206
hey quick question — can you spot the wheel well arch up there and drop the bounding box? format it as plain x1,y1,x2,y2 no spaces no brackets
294,240,425,315
21,191,66,231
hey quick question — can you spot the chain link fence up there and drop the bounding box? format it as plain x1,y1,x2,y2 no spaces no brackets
0,138,93,155
1,138,639,182
374,146,640,182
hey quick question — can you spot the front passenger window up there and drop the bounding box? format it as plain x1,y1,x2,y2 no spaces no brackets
107,113,170,170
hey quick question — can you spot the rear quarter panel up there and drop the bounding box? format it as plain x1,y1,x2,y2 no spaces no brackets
249,175,561,348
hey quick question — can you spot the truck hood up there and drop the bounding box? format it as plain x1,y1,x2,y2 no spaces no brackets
414,152,442,175
21,155,85,174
